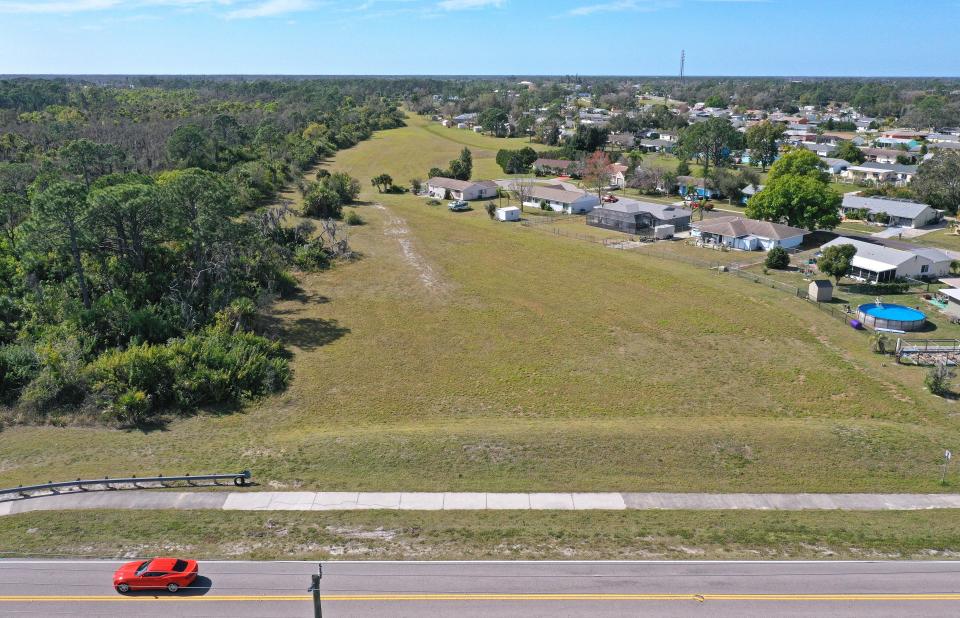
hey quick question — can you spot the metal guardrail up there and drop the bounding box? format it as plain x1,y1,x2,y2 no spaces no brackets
0,470,252,499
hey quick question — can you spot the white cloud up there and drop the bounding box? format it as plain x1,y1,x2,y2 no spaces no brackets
567,0,676,15
0,0,321,17
0,0,121,13
226,0,313,18
437,0,503,10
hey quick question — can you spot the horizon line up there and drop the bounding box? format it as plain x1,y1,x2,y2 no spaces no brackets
2,73,960,80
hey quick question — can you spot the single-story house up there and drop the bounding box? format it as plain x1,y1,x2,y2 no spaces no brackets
524,185,599,214
533,158,580,177
586,199,692,234
875,137,921,150
821,236,952,282
861,147,912,164
740,183,765,204
840,193,940,228
929,141,960,152
881,129,926,140
926,133,960,144
841,162,917,186
803,142,837,157
426,177,499,201
676,176,718,199
820,157,851,176
638,138,674,153
691,216,807,251
452,112,478,125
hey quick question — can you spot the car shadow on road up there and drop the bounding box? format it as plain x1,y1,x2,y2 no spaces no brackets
124,575,213,597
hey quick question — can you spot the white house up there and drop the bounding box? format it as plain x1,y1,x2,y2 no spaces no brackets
803,143,836,157
691,216,807,251
819,157,851,176
524,185,600,214
840,193,940,228
496,206,521,222
821,236,952,282
841,162,917,186
426,177,499,201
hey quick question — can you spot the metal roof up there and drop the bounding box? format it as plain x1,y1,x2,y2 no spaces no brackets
841,194,931,220
693,216,806,241
821,236,949,270
599,199,692,220
427,177,498,191
526,185,596,204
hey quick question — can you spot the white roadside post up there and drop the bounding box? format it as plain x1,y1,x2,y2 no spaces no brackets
942,449,952,485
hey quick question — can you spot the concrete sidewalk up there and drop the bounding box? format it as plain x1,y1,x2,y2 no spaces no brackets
5,490,960,515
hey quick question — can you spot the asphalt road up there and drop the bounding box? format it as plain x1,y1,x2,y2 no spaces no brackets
3,559,960,617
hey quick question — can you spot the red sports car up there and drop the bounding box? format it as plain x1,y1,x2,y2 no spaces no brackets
113,557,198,593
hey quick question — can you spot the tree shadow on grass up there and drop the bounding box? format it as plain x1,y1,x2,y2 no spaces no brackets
280,317,350,351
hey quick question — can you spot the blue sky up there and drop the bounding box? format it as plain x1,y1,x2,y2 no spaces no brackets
0,0,958,76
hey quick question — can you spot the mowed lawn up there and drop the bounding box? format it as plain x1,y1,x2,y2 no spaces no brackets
2,112,960,494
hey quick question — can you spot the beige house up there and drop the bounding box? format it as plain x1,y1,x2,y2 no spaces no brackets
426,177,499,201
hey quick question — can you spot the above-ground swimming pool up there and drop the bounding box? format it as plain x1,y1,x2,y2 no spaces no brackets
857,303,926,332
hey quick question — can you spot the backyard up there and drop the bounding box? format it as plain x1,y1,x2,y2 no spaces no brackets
2,111,959,500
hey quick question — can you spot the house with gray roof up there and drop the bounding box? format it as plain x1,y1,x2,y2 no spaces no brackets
691,216,807,251
821,236,951,282
819,157,851,176
840,193,939,228
861,147,913,164
426,177,499,201
803,142,836,157
524,185,599,214
929,141,960,151
638,138,674,153
740,183,765,204
841,161,917,186
586,199,692,234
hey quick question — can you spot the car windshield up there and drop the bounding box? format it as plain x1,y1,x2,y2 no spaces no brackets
172,560,188,572
134,561,151,576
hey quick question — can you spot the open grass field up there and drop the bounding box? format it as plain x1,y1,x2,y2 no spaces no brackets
911,226,960,253
5,508,960,561
2,111,960,497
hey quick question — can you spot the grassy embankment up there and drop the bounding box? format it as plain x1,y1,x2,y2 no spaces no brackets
5,509,960,561
2,111,959,498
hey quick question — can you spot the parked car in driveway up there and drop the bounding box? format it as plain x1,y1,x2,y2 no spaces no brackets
114,557,198,593
448,200,471,211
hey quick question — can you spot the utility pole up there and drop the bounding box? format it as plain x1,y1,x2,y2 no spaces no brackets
310,563,323,618
680,50,686,88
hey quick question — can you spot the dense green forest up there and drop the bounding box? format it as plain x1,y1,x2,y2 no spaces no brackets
0,77,404,425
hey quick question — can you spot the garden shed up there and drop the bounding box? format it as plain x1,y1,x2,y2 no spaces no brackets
808,280,834,302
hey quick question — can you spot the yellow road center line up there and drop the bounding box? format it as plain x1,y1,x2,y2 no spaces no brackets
3,593,960,602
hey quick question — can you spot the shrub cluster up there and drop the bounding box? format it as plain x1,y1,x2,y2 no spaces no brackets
87,323,290,425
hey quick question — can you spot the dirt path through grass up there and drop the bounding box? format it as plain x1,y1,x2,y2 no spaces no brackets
373,203,447,293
